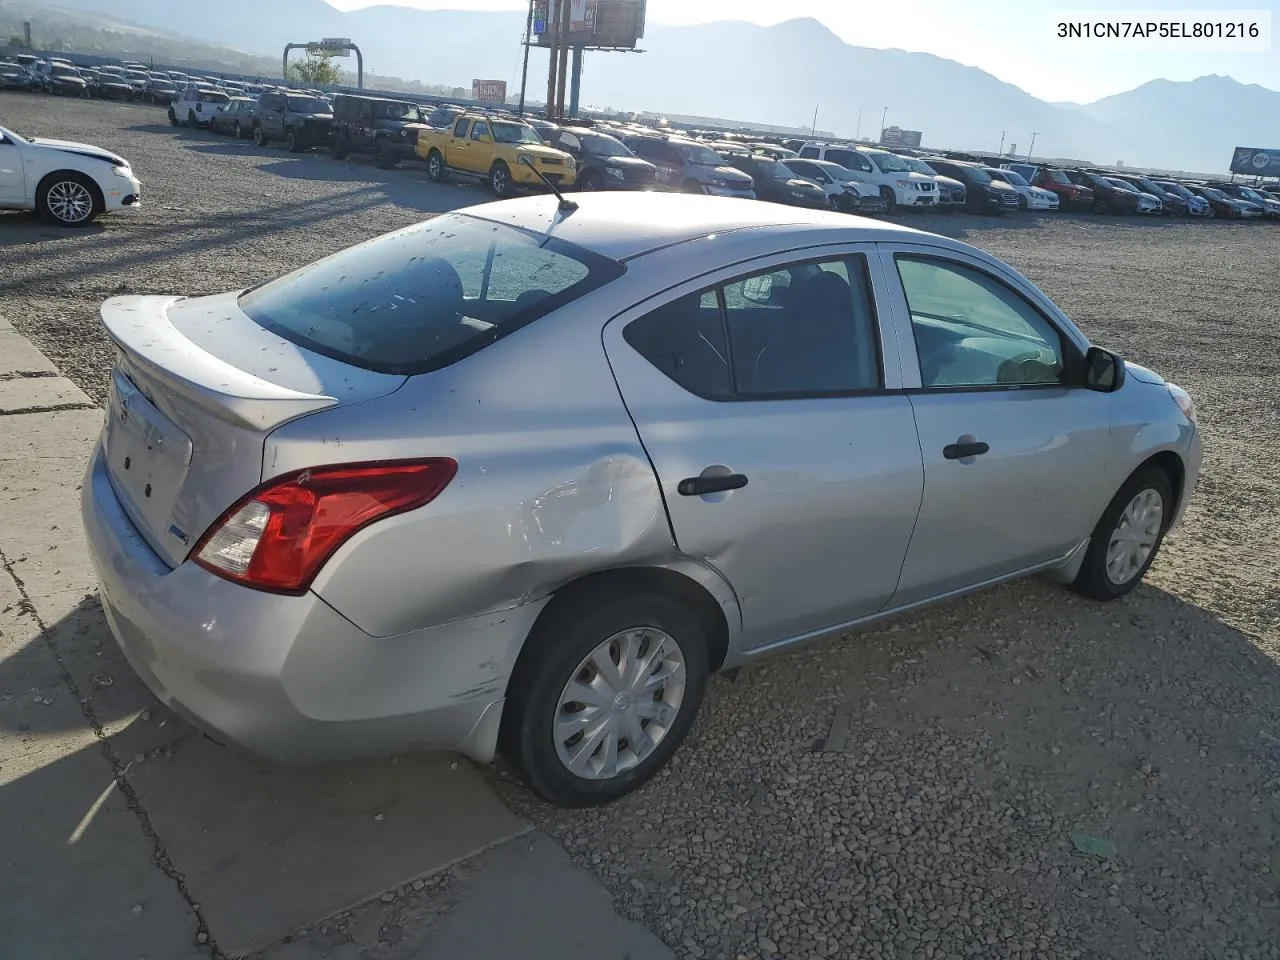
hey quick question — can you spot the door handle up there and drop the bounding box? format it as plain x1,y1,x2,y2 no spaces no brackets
943,440,989,460
678,474,748,496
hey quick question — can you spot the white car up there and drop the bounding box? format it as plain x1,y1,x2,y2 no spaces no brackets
783,157,889,214
170,83,232,128
986,167,1060,211
0,123,142,226
795,142,939,211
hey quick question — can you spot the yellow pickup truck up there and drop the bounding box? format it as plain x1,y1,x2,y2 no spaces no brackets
418,114,577,197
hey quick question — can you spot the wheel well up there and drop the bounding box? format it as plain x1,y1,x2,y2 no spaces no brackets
36,171,104,213
514,567,732,683
1140,451,1186,520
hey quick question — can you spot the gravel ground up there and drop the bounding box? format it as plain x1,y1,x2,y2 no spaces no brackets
4,93,1279,960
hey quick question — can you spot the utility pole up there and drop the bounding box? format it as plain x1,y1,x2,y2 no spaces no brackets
998,131,1006,156
545,0,560,119
554,0,572,119
855,110,861,140
880,105,888,140
811,104,819,136
518,0,534,115
1027,132,1038,160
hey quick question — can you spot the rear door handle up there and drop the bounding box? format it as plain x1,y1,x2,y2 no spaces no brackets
678,474,748,496
943,441,989,460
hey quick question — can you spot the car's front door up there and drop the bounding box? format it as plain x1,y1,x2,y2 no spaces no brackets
468,121,494,174
258,94,283,135
876,244,1114,606
604,247,925,649
635,141,681,188
0,132,25,203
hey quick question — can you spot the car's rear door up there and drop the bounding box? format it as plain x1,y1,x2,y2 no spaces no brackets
445,117,473,170
604,245,924,650
873,242,1114,606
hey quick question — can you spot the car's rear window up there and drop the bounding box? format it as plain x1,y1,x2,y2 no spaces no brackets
238,214,625,376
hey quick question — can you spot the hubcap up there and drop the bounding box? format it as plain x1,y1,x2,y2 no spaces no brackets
554,628,687,781
429,156,441,177
47,181,92,223
494,169,507,192
1105,488,1164,585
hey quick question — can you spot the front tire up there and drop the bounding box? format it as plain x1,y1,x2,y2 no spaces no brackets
880,186,897,214
187,109,198,128
332,134,350,160
1073,467,1173,601
374,141,396,169
285,128,301,153
579,170,602,192
253,123,267,147
489,161,513,197
37,173,100,227
426,149,446,182
504,586,710,808
168,107,178,127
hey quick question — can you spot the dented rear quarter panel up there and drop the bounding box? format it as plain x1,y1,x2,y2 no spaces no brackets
264,282,686,639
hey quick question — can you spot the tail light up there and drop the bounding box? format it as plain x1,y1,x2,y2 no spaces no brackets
192,459,457,594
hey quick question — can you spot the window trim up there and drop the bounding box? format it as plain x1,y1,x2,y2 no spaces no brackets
888,250,1087,394
620,250,891,403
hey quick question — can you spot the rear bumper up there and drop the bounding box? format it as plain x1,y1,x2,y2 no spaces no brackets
81,444,543,764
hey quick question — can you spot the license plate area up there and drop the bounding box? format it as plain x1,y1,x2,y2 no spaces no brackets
104,370,192,545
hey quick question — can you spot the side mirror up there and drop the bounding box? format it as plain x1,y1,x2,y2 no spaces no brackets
1083,345,1125,392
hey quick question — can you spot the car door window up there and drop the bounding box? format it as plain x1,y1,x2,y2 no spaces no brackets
725,258,879,395
623,291,732,399
472,121,489,141
895,256,1064,388
624,256,880,399
454,118,471,138
559,131,580,152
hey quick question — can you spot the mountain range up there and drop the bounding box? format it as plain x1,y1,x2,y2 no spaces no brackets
14,0,1280,173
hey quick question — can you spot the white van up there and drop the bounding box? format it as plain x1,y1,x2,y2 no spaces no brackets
797,142,939,212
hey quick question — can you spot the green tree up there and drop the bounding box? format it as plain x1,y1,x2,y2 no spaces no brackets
7,35,30,48
287,53,342,87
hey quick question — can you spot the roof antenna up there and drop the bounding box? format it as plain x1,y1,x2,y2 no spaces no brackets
519,155,578,213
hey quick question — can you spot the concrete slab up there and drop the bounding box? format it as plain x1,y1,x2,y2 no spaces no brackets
255,831,674,960
0,741,206,960
0,375,94,413
0,405,104,463
124,738,529,957
0,322,59,376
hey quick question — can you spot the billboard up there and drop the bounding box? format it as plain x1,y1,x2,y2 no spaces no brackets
1230,146,1280,177
307,37,355,56
533,0,645,48
880,126,923,149
472,79,508,103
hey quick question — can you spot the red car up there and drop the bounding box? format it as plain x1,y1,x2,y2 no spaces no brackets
1002,163,1094,211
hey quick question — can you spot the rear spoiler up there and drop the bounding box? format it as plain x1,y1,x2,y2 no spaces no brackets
100,295,337,431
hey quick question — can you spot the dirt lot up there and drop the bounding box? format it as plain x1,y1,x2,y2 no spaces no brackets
2,92,1279,960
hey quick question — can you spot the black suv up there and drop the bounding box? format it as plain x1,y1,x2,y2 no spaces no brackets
252,91,333,152
331,94,428,168
550,127,657,191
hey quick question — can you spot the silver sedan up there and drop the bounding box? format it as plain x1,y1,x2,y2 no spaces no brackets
82,193,1201,807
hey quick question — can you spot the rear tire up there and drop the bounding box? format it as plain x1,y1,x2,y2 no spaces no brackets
1073,467,1173,601
187,109,197,128
285,128,301,153
504,586,710,808
332,134,350,160
168,107,178,127
233,120,244,139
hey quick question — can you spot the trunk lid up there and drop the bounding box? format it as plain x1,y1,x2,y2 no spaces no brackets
99,293,407,567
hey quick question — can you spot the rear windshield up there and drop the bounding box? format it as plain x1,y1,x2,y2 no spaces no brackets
238,215,625,375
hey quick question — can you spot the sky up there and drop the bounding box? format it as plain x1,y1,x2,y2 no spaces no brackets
323,0,1280,102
